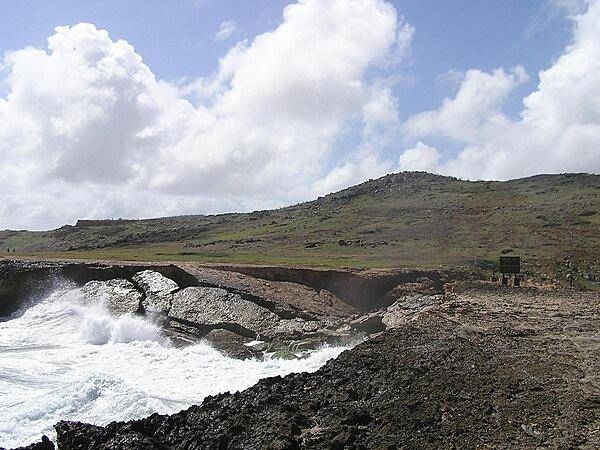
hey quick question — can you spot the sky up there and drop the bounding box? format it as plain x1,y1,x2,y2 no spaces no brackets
0,0,599,230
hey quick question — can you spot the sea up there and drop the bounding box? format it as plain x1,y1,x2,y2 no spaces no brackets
0,287,347,448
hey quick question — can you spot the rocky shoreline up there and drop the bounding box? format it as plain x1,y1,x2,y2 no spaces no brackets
0,260,461,360
3,260,598,449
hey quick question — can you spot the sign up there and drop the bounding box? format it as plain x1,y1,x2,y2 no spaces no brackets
500,256,520,274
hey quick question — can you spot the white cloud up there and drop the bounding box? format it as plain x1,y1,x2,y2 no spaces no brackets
398,142,440,173
526,0,588,37
0,0,408,230
311,148,393,196
214,20,238,42
399,0,600,180
402,66,529,143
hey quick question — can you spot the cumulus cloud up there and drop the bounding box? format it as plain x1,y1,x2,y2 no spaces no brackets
214,20,238,42
399,0,600,180
402,66,529,143
526,0,588,37
398,142,440,173
0,0,407,230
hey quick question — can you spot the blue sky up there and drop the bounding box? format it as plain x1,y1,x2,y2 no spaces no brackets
0,0,598,229
0,0,573,116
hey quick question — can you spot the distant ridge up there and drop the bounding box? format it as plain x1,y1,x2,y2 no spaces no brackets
2,171,599,286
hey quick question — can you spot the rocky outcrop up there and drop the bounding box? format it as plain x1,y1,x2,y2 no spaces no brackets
78,279,142,315
7,435,54,450
133,270,179,316
0,260,452,361
168,286,281,338
50,286,600,449
382,293,441,328
0,260,197,317
200,264,462,311
349,294,442,334
203,329,263,360
178,263,358,319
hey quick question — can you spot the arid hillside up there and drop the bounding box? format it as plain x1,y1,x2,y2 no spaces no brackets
2,172,599,286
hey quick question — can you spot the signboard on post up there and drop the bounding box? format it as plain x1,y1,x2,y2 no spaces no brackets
499,256,520,274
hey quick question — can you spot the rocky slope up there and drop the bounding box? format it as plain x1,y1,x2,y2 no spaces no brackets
19,283,599,449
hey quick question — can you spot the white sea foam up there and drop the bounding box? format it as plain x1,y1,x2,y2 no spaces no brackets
0,289,348,448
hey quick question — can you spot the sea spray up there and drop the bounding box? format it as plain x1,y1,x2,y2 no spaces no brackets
0,288,348,448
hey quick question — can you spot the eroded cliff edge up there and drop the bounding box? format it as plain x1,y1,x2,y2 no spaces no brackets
0,259,465,359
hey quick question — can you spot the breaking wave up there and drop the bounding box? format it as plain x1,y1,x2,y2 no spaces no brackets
0,289,347,447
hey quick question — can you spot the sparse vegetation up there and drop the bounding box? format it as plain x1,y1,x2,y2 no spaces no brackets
1,172,599,283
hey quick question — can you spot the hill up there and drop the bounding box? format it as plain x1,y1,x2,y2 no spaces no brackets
1,172,599,286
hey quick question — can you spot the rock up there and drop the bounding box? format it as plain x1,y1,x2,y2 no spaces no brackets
289,336,328,351
262,317,323,339
169,287,281,338
142,293,173,317
350,314,386,334
8,435,55,450
382,294,440,329
133,270,179,316
79,279,142,315
270,349,299,360
132,270,179,297
53,286,600,449
203,329,262,360
383,279,437,303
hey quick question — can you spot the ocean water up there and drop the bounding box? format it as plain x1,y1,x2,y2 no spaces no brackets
0,289,347,448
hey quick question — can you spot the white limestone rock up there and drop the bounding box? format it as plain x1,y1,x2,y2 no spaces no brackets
79,279,142,315
169,286,280,335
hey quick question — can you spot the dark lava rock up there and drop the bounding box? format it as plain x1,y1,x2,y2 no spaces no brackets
4,435,54,450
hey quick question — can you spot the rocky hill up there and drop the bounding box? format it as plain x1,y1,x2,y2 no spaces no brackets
2,172,599,287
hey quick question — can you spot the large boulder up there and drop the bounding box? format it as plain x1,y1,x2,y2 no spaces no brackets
132,270,179,316
79,279,142,315
169,287,281,338
349,314,386,334
203,329,263,360
133,270,179,296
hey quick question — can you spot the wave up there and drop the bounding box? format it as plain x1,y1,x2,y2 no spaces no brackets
0,288,347,448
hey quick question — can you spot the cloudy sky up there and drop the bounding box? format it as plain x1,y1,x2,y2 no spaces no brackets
1,0,599,230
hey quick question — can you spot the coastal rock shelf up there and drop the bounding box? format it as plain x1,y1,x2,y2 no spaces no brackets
17,283,600,449
0,260,461,360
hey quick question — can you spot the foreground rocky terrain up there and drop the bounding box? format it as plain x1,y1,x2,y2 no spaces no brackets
4,258,599,449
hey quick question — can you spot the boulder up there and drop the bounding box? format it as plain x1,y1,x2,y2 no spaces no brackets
270,349,299,360
261,317,322,340
169,287,281,337
132,270,179,297
143,293,173,316
10,434,55,450
133,270,179,316
350,314,386,334
79,279,142,315
382,294,440,329
203,329,262,360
